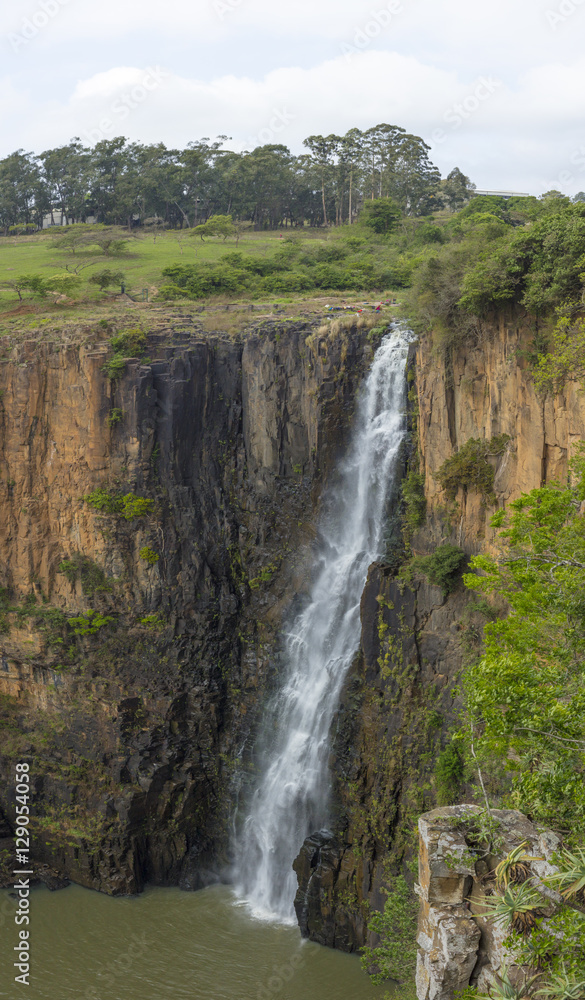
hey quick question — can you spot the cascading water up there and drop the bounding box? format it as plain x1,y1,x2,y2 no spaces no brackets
235,326,412,922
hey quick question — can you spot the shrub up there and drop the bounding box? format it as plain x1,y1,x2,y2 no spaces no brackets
412,543,467,595
68,610,114,636
435,743,465,805
102,355,127,381
110,327,146,356
360,197,401,235
82,488,122,513
155,283,193,301
139,546,159,564
361,873,418,984
82,489,153,519
401,469,427,534
121,494,154,519
435,435,509,505
107,408,123,427
58,555,111,595
88,269,125,291
139,614,165,631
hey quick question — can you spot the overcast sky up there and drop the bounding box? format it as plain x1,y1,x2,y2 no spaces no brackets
1,0,584,195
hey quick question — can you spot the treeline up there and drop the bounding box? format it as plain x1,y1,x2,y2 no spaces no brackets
0,125,471,235
408,192,585,329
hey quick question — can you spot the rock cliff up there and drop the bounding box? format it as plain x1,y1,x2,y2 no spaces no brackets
0,315,376,893
292,312,585,955
1,308,584,972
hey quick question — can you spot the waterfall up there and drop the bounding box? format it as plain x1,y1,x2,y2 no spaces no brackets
235,325,412,923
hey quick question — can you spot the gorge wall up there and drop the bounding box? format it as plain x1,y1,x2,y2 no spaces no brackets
292,310,585,953
0,314,376,893
1,308,584,962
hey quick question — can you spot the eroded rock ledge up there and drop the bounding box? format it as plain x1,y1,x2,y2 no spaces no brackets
416,806,561,1000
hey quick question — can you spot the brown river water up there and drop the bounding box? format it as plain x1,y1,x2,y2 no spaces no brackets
0,883,386,999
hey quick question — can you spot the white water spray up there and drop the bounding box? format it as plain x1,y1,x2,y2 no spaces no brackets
235,327,412,922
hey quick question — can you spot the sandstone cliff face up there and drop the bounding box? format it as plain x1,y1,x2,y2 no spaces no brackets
2,310,583,965
0,317,376,893
415,315,585,552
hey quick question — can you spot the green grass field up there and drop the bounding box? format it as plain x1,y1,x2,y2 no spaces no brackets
0,226,402,342
0,228,330,304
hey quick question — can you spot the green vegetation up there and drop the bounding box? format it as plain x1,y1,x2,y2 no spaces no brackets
463,453,585,832
82,489,154,519
360,197,402,235
434,743,465,805
2,136,585,346
107,407,124,427
139,614,165,631
407,196,585,340
109,326,146,355
411,543,467,595
67,609,114,636
400,469,427,536
139,547,159,565
88,268,125,291
361,872,418,988
120,494,154,519
102,355,127,380
58,555,112,595
435,435,509,505
157,236,408,300
534,313,585,393
467,842,585,993
100,326,147,380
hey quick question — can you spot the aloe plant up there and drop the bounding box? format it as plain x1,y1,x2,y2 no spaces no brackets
495,842,543,891
475,881,544,935
547,849,585,902
474,964,540,1000
535,969,585,1000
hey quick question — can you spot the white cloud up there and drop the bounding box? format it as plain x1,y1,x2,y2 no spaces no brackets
1,0,585,195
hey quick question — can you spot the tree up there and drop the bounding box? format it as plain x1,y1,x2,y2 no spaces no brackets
192,214,236,240
88,269,125,292
359,197,401,234
442,167,475,211
303,134,336,226
1,274,47,301
340,127,364,225
38,141,91,224
0,150,41,234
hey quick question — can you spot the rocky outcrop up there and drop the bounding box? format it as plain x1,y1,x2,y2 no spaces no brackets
415,806,561,1000
0,315,377,893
